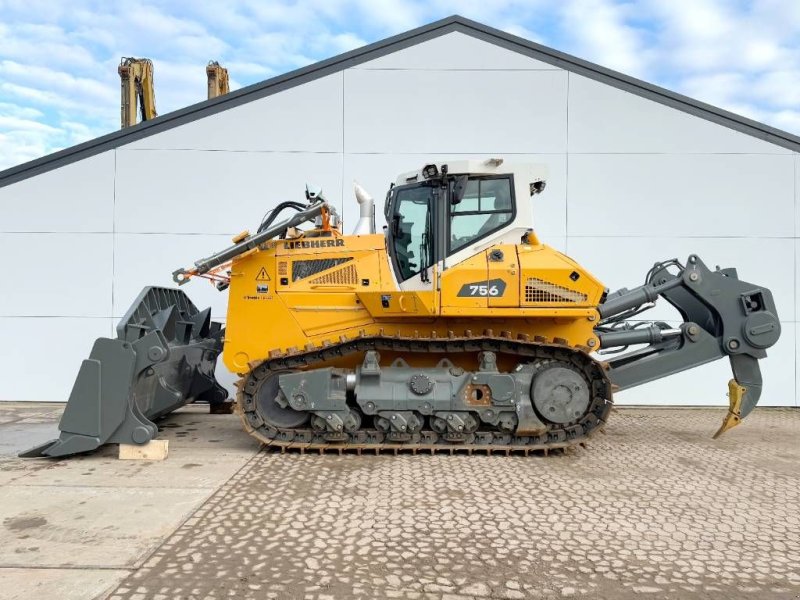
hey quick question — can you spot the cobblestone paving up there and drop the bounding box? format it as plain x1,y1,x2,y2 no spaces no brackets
108,408,800,600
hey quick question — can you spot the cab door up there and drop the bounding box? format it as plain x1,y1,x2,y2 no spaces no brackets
387,182,437,293
442,175,518,311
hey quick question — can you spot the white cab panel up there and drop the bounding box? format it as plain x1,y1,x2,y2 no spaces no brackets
568,153,795,238
113,233,233,320
0,317,114,401
568,75,791,154
0,152,114,233
344,69,568,154
114,150,343,234
340,153,567,238
0,233,112,318
123,74,343,152
567,236,794,323
357,32,561,71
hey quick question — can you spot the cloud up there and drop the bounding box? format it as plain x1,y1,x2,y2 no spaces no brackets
559,0,651,78
1,0,799,171
0,23,98,68
770,110,800,133
0,115,59,133
0,102,44,120
634,0,800,134
1,60,116,104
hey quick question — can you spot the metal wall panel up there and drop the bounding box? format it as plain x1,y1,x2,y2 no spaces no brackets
112,233,233,319
356,31,561,70
795,153,799,235
568,74,791,155
0,233,113,318
796,237,800,325
0,152,114,233
123,74,344,152
567,153,795,238
568,236,795,323
114,149,343,234
0,317,114,402
344,69,568,154
796,155,799,322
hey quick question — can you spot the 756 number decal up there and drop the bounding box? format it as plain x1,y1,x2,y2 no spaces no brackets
457,279,507,298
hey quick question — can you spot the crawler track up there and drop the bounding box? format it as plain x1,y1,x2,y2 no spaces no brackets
236,335,614,455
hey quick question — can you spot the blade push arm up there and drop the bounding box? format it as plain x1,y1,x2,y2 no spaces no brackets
595,255,781,437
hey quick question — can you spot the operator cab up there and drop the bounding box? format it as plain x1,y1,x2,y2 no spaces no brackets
384,159,546,288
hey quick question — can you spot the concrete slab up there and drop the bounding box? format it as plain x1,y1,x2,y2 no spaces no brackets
15,446,256,490
14,415,64,424
0,566,129,600
0,423,64,485
0,485,210,568
154,410,262,452
0,403,62,426
0,404,258,599
1,404,258,456
0,459,33,486
0,406,257,490
0,423,60,457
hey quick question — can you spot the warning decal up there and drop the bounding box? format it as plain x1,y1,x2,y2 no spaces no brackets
256,267,271,281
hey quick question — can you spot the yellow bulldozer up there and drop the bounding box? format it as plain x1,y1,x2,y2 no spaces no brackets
24,159,781,457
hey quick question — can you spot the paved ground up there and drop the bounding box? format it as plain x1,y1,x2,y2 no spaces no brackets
0,402,261,600
0,404,798,600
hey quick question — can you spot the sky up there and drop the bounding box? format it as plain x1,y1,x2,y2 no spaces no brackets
0,0,799,170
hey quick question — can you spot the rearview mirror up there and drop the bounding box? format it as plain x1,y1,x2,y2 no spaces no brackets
451,175,469,204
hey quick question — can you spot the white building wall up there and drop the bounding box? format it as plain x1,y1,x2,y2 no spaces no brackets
0,153,117,401
795,153,799,404
0,31,796,407
563,75,796,407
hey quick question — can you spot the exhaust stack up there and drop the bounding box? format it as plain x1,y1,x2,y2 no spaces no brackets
351,181,376,235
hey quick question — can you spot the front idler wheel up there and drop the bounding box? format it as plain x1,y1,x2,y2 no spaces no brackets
255,370,310,429
531,362,591,425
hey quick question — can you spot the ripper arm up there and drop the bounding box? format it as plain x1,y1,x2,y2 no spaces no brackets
594,255,781,437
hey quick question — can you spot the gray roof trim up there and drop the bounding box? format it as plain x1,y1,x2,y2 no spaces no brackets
2,15,798,188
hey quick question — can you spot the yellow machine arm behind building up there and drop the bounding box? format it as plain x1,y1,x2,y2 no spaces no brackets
118,57,157,128
206,61,230,99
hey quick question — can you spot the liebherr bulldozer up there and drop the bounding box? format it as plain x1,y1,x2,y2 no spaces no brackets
24,159,781,458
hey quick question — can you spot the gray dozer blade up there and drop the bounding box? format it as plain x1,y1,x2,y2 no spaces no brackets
21,287,227,458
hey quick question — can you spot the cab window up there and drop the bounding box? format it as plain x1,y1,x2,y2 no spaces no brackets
391,185,434,281
449,176,514,253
